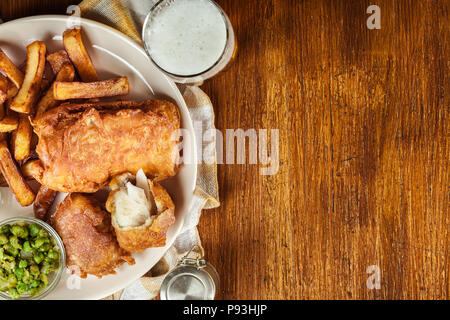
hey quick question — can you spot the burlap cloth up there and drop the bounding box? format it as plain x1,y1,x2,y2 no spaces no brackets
76,0,220,300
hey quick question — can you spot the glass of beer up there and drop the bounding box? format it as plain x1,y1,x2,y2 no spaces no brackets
142,0,236,84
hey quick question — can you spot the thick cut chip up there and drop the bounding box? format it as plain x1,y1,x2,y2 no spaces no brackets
63,28,98,82
0,73,8,104
35,64,75,117
53,77,129,100
0,49,24,89
12,114,33,161
0,139,35,206
9,41,46,114
34,185,57,221
6,80,19,100
0,75,6,119
46,50,72,74
0,114,18,132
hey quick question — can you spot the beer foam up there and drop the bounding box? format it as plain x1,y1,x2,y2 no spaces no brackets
145,0,227,76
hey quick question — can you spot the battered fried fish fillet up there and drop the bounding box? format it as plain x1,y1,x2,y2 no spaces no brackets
32,99,180,193
106,171,176,252
51,194,135,278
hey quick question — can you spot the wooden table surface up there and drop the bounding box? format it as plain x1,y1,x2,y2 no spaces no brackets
1,0,448,300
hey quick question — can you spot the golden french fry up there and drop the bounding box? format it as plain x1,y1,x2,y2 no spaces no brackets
0,73,9,120
63,28,98,82
47,50,72,74
0,73,8,104
0,75,6,119
35,64,75,117
34,185,57,221
21,159,44,183
9,41,46,114
0,114,19,132
12,114,32,161
0,49,24,89
53,77,129,100
6,80,18,100
41,63,55,92
0,139,35,206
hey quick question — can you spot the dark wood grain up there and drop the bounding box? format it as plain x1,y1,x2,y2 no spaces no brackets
199,0,448,299
0,0,74,20
1,0,448,300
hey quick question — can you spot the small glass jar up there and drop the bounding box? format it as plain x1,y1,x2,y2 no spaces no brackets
0,217,66,300
142,0,237,84
160,245,220,300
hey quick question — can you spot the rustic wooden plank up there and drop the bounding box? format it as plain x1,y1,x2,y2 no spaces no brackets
0,0,75,21
393,0,449,299
200,0,448,300
291,0,336,299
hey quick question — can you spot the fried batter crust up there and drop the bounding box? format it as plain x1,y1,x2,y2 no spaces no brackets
107,181,176,252
32,99,180,193
52,194,135,278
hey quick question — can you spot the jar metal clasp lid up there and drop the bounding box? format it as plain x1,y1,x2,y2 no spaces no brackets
180,245,207,269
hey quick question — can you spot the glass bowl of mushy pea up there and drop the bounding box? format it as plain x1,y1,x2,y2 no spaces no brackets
0,217,66,300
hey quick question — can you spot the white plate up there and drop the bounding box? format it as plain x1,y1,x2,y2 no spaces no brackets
0,15,197,300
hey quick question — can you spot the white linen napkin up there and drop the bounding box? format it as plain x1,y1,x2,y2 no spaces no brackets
116,86,220,300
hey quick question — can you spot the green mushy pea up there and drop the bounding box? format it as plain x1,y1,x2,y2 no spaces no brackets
0,222,60,299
